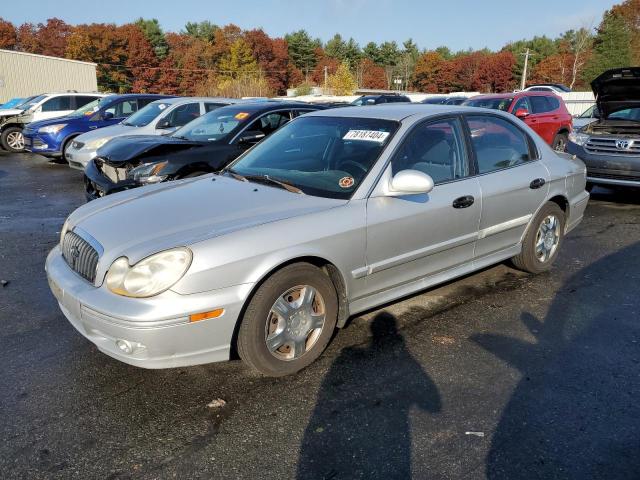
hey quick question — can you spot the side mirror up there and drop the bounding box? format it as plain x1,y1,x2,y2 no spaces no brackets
238,131,266,145
156,118,171,129
388,169,434,196
103,111,114,120
514,108,530,119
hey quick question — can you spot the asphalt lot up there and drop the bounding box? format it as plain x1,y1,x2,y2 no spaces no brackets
1,152,639,480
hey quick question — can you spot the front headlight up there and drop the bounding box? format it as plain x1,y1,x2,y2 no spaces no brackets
106,248,192,298
39,124,67,134
128,161,169,184
86,137,109,150
568,130,589,146
60,218,69,246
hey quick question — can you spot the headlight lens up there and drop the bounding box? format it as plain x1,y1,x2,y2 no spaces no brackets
60,219,69,245
39,124,67,134
86,137,109,150
128,161,169,184
106,248,192,298
568,130,589,146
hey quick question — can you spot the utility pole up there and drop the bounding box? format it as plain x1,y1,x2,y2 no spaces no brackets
520,48,531,90
324,65,328,93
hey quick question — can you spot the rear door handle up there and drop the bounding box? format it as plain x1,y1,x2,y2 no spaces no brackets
530,178,546,189
452,195,475,209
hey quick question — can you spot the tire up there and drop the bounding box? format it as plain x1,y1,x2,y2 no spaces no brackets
552,132,568,152
1,126,25,152
59,137,77,164
237,263,338,376
512,202,565,274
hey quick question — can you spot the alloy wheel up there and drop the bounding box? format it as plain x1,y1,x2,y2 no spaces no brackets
535,214,560,262
7,131,24,150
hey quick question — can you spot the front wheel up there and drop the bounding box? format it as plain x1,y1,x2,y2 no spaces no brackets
1,127,25,152
237,263,338,376
552,132,568,152
512,202,565,274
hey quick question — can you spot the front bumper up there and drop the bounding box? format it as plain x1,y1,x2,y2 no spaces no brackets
23,131,62,156
45,246,252,368
567,141,640,186
84,158,138,200
65,146,96,170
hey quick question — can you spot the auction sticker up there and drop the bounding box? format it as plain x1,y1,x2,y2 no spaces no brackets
343,130,390,143
339,176,355,188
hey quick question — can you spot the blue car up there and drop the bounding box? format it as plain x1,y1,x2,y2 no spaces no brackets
23,94,175,158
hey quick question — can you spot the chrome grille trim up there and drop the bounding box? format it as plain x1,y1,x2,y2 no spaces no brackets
584,137,640,156
61,230,101,283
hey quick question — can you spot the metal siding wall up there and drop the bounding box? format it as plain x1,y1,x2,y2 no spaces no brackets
0,51,98,102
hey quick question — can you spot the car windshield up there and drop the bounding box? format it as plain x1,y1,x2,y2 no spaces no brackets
227,116,399,200
171,107,249,142
579,105,598,118
122,102,171,127
608,107,640,122
464,97,513,111
0,98,24,109
68,98,108,118
20,94,47,110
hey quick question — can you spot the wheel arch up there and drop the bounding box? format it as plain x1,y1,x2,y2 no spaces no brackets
520,194,570,244
229,255,350,359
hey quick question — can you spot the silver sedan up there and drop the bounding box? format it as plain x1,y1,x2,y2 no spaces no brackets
46,105,589,376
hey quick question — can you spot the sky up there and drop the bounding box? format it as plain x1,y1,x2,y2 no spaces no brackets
1,0,621,51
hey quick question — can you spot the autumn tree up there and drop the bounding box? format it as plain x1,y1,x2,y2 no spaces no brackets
218,38,258,80
609,0,640,64
0,18,17,49
413,51,445,92
36,18,73,57
359,58,386,89
119,24,159,92
135,18,168,58
16,23,41,53
327,62,357,95
311,56,339,87
472,51,516,93
244,29,292,94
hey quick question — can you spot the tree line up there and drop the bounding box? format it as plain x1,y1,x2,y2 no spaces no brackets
0,0,637,97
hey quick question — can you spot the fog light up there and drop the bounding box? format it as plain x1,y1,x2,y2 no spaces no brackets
116,339,133,354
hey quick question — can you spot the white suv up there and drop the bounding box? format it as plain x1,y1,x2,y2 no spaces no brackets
0,92,106,152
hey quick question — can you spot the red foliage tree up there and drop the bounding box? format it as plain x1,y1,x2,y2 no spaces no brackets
471,51,516,93
119,24,158,92
311,56,339,85
359,58,386,89
16,23,41,53
244,29,292,94
36,18,72,57
0,18,17,49
413,51,446,92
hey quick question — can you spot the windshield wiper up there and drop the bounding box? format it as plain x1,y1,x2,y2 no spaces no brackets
243,174,304,194
225,168,247,182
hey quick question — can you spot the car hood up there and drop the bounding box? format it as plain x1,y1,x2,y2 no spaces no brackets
67,174,346,265
591,67,640,118
75,124,137,144
0,108,25,117
27,115,83,129
96,135,204,164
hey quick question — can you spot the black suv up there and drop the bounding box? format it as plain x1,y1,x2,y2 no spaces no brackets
567,68,640,190
84,101,324,200
351,94,411,106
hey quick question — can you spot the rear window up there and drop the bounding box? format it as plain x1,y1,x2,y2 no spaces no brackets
530,96,552,114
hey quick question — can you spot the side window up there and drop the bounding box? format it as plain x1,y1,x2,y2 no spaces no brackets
391,118,468,184
105,100,138,118
164,102,201,127
467,115,532,174
512,97,531,113
41,96,73,112
74,96,99,109
137,98,156,109
246,111,292,136
530,96,552,114
205,102,225,113
547,96,561,111
294,109,315,117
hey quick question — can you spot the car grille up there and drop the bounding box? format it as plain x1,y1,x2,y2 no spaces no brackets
72,140,84,149
61,231,100,283
589,171,640,181
584,137,640,156
95,157,129,183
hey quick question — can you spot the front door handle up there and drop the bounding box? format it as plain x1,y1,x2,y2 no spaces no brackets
452,195,475,209
530,178,546,189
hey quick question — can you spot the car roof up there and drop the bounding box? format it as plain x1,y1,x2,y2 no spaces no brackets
147,96,245,106
215,100,323,112
306,103,480,121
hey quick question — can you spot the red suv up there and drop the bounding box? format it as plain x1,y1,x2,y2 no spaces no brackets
463,92,573,151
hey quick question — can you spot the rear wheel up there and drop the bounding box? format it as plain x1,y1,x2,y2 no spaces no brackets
237,263,338,376
552,132,568,152
1,127,25,152
512,202,565,274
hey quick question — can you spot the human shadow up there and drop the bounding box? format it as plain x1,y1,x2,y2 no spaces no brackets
473,241,640,478
296,312,441,480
